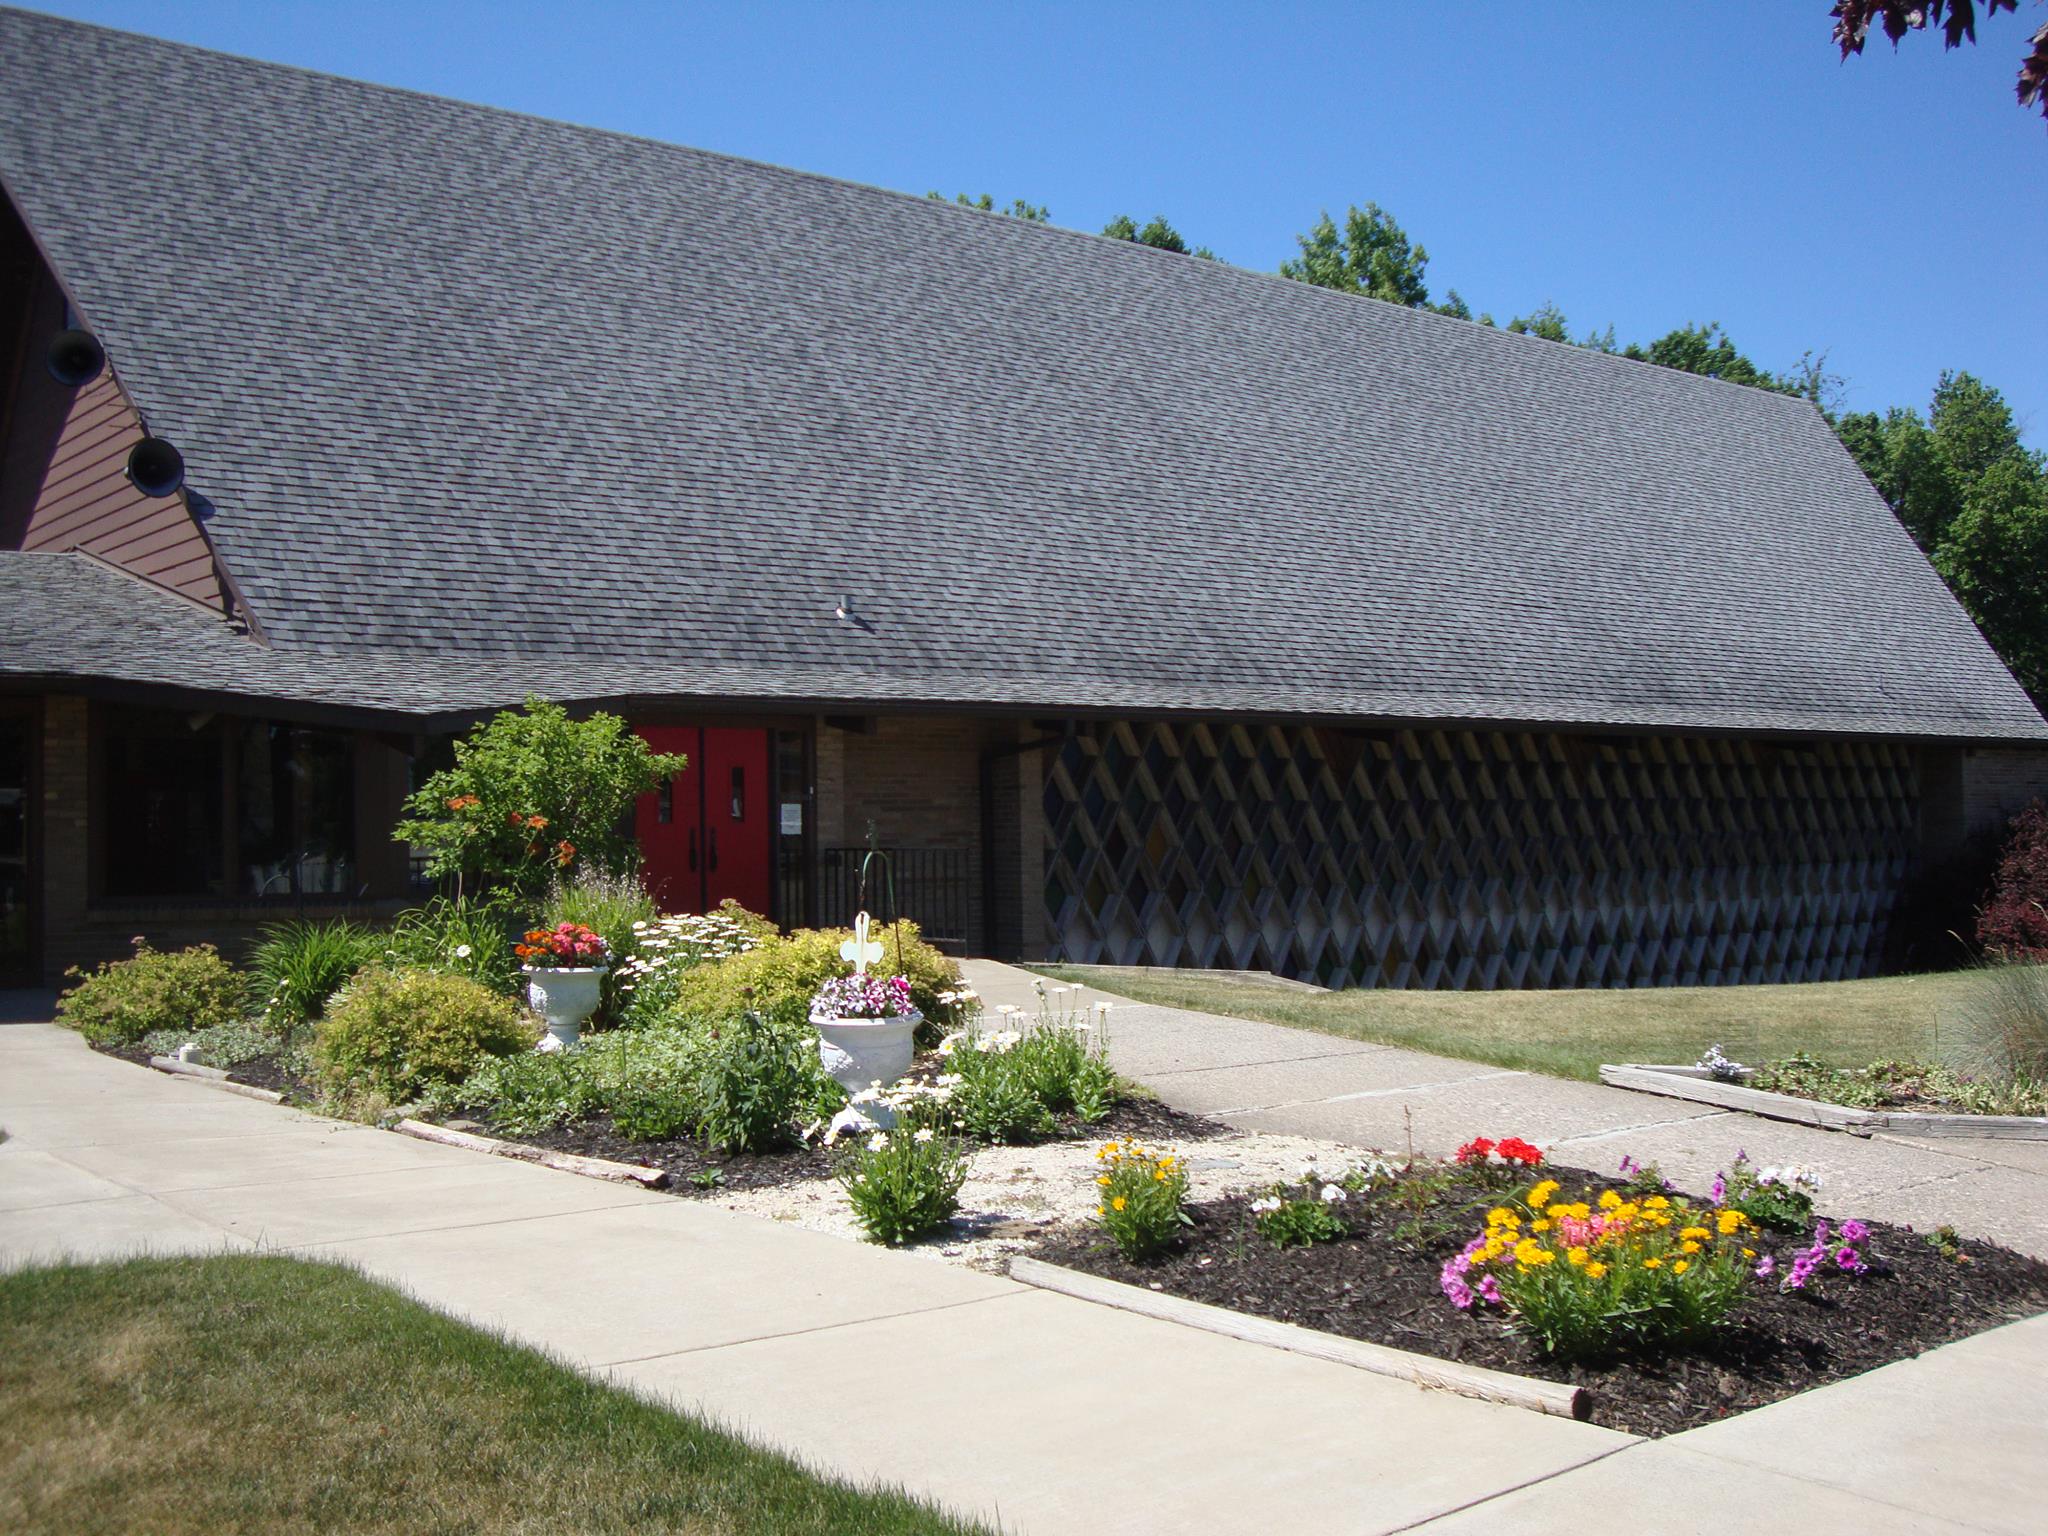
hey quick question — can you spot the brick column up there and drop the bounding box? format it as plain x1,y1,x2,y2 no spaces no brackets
39,693,89,983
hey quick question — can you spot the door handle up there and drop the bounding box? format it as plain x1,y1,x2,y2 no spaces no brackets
708,826,719,871
688,828,699,872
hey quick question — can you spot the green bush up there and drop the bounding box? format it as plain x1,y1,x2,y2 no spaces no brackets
1095,1139,1191,1260
942,1020,1117,1143
313,968,535,1103
694,1011,838,1152
386,896,521,995
614,908,768,1030
394,698,686,898
665,921,962,1038
57,940,243,1048
839,1128,970,1245
247,919,382,1033
1250,1172,1351,1249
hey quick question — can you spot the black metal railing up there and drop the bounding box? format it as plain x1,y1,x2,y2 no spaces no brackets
817,846,971,947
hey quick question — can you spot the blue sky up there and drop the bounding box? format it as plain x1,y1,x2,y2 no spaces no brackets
35,1,2048,445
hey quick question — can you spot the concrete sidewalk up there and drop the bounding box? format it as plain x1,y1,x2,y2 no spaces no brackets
963,960,2048,1260
6,1004,2045,1533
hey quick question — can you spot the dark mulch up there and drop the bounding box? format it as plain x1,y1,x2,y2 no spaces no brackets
1030,1168,2048,1438
505,1092,1229,1197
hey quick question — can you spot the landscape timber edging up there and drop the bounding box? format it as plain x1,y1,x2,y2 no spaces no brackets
148,1055,285,1103
1597,1063,2048,1142
143,1053,675,1180
393,1118,671,1187
1007,1253,1592,1421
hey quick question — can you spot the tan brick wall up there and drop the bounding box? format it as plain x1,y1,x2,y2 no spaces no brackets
818,715,1049,956
1961,746,2048,839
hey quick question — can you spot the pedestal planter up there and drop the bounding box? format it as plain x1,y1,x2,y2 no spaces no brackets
523,966,606,1049
813,1009,922,1125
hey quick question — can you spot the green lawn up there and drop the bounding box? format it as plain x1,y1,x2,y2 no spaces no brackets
1034,963,2004,1082
0,1255,987,1536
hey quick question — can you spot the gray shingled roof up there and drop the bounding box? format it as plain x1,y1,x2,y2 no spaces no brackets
2,8,2042,741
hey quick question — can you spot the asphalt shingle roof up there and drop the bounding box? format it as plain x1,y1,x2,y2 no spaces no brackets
1,8,2042,740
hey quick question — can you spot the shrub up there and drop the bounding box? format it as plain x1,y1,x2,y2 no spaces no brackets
416,1025,706,1138
1248,1168,1351,1249
839,1128,970,1245
247,919,382,1033
665,921,962,1037
1978,801,2048,959
313,968,535,1102
57,939,242,1048
394,697,686,898
940,1019,1116,1143
138,1020,278,1069
614,908,765,1030
386,896,521,995
1442,1176,1754,1361
1094,1139,1190,1260
694,1010,837,1152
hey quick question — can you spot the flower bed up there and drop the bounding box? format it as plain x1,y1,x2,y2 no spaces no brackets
1029,1144,2048,1437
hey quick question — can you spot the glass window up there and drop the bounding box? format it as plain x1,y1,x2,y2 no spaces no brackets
236,723,356,897
101,708,225,898
97,707,358,901
0,709,31,978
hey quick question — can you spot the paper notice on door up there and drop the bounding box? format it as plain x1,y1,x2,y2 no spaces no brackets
779,802,803,835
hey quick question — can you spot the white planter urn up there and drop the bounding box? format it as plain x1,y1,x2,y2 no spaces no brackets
524,966,606,1049
812,1009,922,1121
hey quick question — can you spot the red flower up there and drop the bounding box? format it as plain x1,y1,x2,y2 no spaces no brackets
1454,1137,1495,1165
1495,1137,1544,1167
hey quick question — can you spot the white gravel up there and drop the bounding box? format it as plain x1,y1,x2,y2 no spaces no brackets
705,1122,1384,1274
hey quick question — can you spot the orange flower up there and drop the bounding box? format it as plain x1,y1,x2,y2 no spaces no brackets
444,793,480,811
555,839,576,867
507,811,525,827
525,814,549,830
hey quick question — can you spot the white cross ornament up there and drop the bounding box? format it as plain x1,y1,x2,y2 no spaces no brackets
839,911,885,976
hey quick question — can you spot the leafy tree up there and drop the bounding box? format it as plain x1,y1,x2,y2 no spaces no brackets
1102,213,1216,259
1281,203,1432,307
1831,1,2048,122
928,191,1049,221
1506,302,1573,343
1842,373,2048,702
396,698,687,898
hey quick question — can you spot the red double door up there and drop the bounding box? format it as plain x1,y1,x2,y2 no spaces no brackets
633,727,774,917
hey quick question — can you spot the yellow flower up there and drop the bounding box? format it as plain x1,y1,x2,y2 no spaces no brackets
1717,1211,1745,1234
1645,1195,1670,1211
1585,1261,1608,1279
1097,1175,1111,1186
1528,1179,1560,1208
1111,1196,1127,1212
1487,1207,1515,1226
1598,1190,1622,1210
1672,1258,1690,1275
1680,1226,1711,1242
1680,1240,1702,1255
1643,1257,1662,1270
1566,1247,1588,1267
1514,1238,1544,1266
1742,1247,1757,1259
1153,1169,1168,1182
1530,1219,1552,1233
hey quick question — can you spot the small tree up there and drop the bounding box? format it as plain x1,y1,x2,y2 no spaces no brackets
396,697,686,898
1979,800,2048,959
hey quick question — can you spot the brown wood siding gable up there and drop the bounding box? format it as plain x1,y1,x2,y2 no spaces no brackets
17,369,224,610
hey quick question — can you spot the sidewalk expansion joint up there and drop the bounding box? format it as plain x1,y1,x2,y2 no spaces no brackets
593,1289,1030,1369
1134,1045,1399,1083
1379,1440,1642,1532
1544,1110,1737,1147
1209,1069,1527,1117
